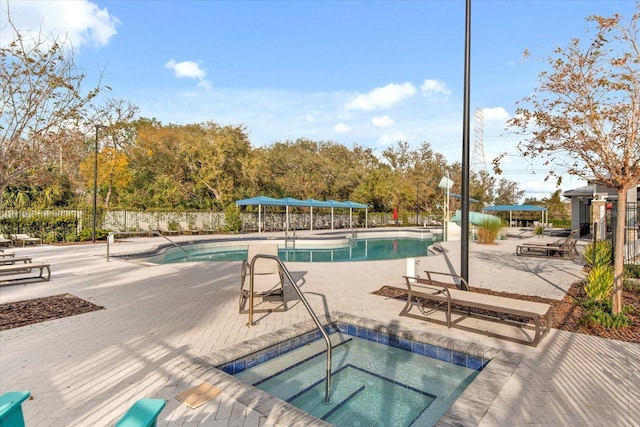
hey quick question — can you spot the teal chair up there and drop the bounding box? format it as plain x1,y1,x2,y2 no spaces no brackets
0,390,31,427
115,398,166,427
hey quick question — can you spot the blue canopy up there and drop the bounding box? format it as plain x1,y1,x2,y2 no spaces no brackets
235,196,369,231
483,205,547,212
235,196,282,206
279,197,307,206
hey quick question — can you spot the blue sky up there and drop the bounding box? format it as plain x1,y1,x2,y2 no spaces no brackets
2,0,637,199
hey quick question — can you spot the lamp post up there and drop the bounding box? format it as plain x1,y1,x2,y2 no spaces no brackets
415,182,419,226
93,124,105,243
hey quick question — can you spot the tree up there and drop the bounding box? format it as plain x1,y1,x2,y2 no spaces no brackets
89,99,139,208
0,15,101,207
497,7,640,313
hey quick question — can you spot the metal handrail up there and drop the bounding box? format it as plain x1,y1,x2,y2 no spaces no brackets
247,254,332,403
106,230,189,262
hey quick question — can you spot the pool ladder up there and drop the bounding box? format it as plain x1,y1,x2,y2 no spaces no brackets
106,230,189,262
247,254,333,404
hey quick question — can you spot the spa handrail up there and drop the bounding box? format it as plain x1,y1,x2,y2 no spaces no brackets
248,254,332,403
106,230,189,262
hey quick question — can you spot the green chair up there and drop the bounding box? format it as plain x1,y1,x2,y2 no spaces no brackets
115,398,166,427
0,390,30,427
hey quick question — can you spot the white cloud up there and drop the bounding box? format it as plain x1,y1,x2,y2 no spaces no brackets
420,79,452,96
165,59,207,79
345,82,416,111
482,107,510,121
0,0,119,49
165,59,212,91
334,123,351,133
372,115,394,127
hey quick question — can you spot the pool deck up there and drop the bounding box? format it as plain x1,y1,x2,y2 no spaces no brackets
1,228,638,426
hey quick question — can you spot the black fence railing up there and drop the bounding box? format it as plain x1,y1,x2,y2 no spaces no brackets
610,202,639,265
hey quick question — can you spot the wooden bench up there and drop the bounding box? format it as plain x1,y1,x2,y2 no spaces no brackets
115,398,166,427
0,263,51,284
399,271,552,346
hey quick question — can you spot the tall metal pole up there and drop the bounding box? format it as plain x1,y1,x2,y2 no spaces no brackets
92,125,102,243
415,182,419,226
461,0,472,283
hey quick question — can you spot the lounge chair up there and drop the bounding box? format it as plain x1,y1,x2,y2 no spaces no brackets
11,234,42,246
239,244,286,315
196,219,215,234
0,263,51,284
516,229,579,260
0,256,32,266
521,228,578,248
0,234,12,247
115,398,166,427
157,221,178,236
179,221,199,235
138,222,155,237
399,271,552,346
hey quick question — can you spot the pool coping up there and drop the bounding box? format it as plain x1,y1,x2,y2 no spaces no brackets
181,311,523,426
112,229,442,263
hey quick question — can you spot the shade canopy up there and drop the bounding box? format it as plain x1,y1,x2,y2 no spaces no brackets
235,196,283,206
483,205,547,212
235,196,369,232
235,196,367,209
482,205,548,227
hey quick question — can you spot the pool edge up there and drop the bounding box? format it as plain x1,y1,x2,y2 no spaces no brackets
186,311,522,426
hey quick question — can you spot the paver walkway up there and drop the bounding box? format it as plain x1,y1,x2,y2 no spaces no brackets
0,230,638,426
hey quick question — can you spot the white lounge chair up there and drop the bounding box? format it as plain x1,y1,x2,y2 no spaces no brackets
0,234,12,247
158,221,178,235
239,244,286,314
196,220,215,234
11,234,42,246
179,221,199,235
138,222,155,237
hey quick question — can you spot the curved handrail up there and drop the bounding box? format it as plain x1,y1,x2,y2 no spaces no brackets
106,230,189,262
248,254,332,403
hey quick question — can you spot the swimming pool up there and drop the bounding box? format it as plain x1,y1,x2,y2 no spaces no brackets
202,312,517,426
124,232,442,264
228,330,483,426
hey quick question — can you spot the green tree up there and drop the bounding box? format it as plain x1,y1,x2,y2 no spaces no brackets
0,15,101,207
498,7,640,313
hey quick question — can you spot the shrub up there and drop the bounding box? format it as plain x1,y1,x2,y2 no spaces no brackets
534,225,544,236
582,240,612,269
476,218,502,244
623,263,640,279
578,299,634,329
224,205,242,232
584,264,614,301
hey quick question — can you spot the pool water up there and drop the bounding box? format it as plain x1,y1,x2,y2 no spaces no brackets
225,329,484,426
162,237,437,263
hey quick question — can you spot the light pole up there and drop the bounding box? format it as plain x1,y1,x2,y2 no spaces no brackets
93,124,105,243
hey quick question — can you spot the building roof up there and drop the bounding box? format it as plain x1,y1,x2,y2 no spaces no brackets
483,204,547,212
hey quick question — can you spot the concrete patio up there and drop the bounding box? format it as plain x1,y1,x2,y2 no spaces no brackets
0,230,638,426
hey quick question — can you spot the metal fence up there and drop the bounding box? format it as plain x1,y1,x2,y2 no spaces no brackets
610,202,639,265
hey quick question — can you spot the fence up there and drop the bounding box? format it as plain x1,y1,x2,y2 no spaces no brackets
0,207,442,243
610,202,639,265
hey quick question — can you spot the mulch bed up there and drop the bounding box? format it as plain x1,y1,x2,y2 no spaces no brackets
373,281,640,344
0,294,104,331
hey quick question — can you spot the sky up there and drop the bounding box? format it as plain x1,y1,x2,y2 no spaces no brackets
2,0,637,200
